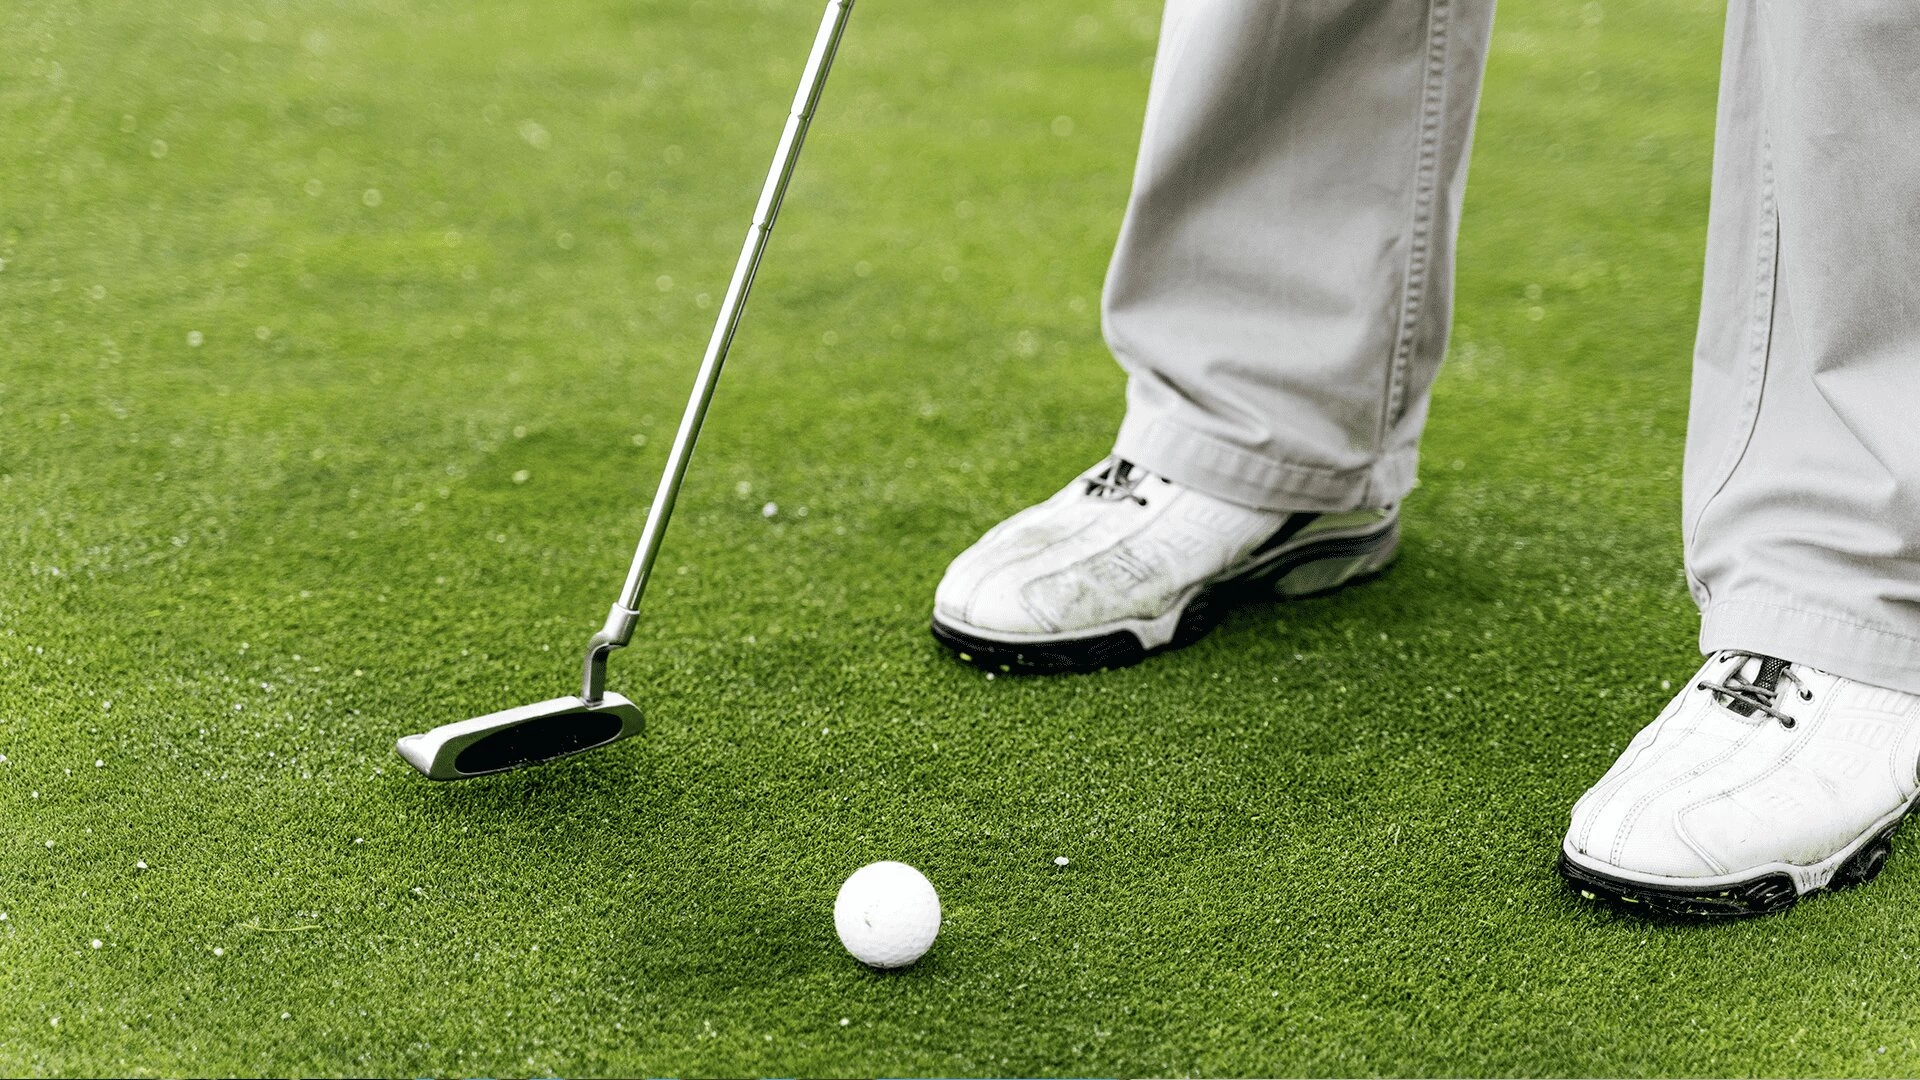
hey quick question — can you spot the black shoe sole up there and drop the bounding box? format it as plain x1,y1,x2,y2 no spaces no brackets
1558,815,1907,919
930,524,1397,675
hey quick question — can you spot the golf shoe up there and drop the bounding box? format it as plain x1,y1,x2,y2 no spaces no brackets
1562,651,1920,917
931,457,1398,673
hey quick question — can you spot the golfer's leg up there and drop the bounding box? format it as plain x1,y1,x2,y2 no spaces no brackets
1561,2,1920,918
930,0,1496,672
1107,0,1496,513
1683,3,1920,693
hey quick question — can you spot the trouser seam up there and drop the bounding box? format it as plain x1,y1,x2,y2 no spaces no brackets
1685,139,1778,607
1377,0,1453,447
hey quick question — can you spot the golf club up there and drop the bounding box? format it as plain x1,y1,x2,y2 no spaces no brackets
396,0,856,780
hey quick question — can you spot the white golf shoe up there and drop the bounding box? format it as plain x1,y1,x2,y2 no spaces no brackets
931,457,1398,673
1562,651,1920,917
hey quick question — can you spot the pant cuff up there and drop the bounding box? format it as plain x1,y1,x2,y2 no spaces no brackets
1700,597,1920,696
1113,412,1415,513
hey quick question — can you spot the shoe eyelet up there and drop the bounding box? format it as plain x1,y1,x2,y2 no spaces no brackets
1781,718,1797,730
1799,689,1813,701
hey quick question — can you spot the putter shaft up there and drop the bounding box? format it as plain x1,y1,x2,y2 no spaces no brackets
583,0,855,700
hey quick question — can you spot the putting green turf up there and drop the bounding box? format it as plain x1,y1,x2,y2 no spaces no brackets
6,0,1919,1075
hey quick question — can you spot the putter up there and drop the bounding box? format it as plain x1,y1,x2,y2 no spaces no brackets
396,0,856,781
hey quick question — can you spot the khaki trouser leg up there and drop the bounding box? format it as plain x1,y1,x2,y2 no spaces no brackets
1104,0,1496,513
1685,2,1920,693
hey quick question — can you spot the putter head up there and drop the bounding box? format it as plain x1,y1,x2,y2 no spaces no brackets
395,692,643,781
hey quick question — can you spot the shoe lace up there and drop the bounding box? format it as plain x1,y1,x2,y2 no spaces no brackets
1083,457,1151,505
1697,652,1811,729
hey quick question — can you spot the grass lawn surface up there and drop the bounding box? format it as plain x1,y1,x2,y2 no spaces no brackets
6,0,1919,1075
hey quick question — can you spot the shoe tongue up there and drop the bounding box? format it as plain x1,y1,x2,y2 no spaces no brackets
1725,655,1789,717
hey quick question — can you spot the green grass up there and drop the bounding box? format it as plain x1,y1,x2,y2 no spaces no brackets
4,0,1916,1075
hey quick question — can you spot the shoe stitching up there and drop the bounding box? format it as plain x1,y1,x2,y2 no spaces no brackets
1671,675,1838,877
1575,681,1712,853
1878,689,1920,797
1013,495,1199,633
963,511,1103,628
966,466,1171,627
1607,679,1771,870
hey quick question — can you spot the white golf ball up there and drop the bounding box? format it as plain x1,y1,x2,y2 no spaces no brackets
834,860,940,969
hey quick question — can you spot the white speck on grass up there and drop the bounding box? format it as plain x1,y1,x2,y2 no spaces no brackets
212,946,224,956
281,1012,291,1020
762,502,778,518
512,469,531,484
90,939,102,950
1054,856,1070,867
49,1017,58,1028
839,1018,850,1027
1661,679,1672,690
94,759,103,768
186,330,204,347
44,840,53,849
135,861,148,870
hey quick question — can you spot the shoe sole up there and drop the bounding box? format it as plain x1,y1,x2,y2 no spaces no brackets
1558,804,1914,919
930,519,1399,675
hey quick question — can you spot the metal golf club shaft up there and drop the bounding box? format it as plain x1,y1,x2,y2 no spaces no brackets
394,0,854,780
582,0,855,702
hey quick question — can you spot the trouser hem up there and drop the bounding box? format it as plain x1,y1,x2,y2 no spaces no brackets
1113,412,1413,513
1701,597,1920,696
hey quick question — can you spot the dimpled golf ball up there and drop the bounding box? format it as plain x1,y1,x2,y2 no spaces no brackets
834,860,941,969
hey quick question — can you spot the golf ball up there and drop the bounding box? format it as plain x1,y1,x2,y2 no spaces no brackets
833,860,940,969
